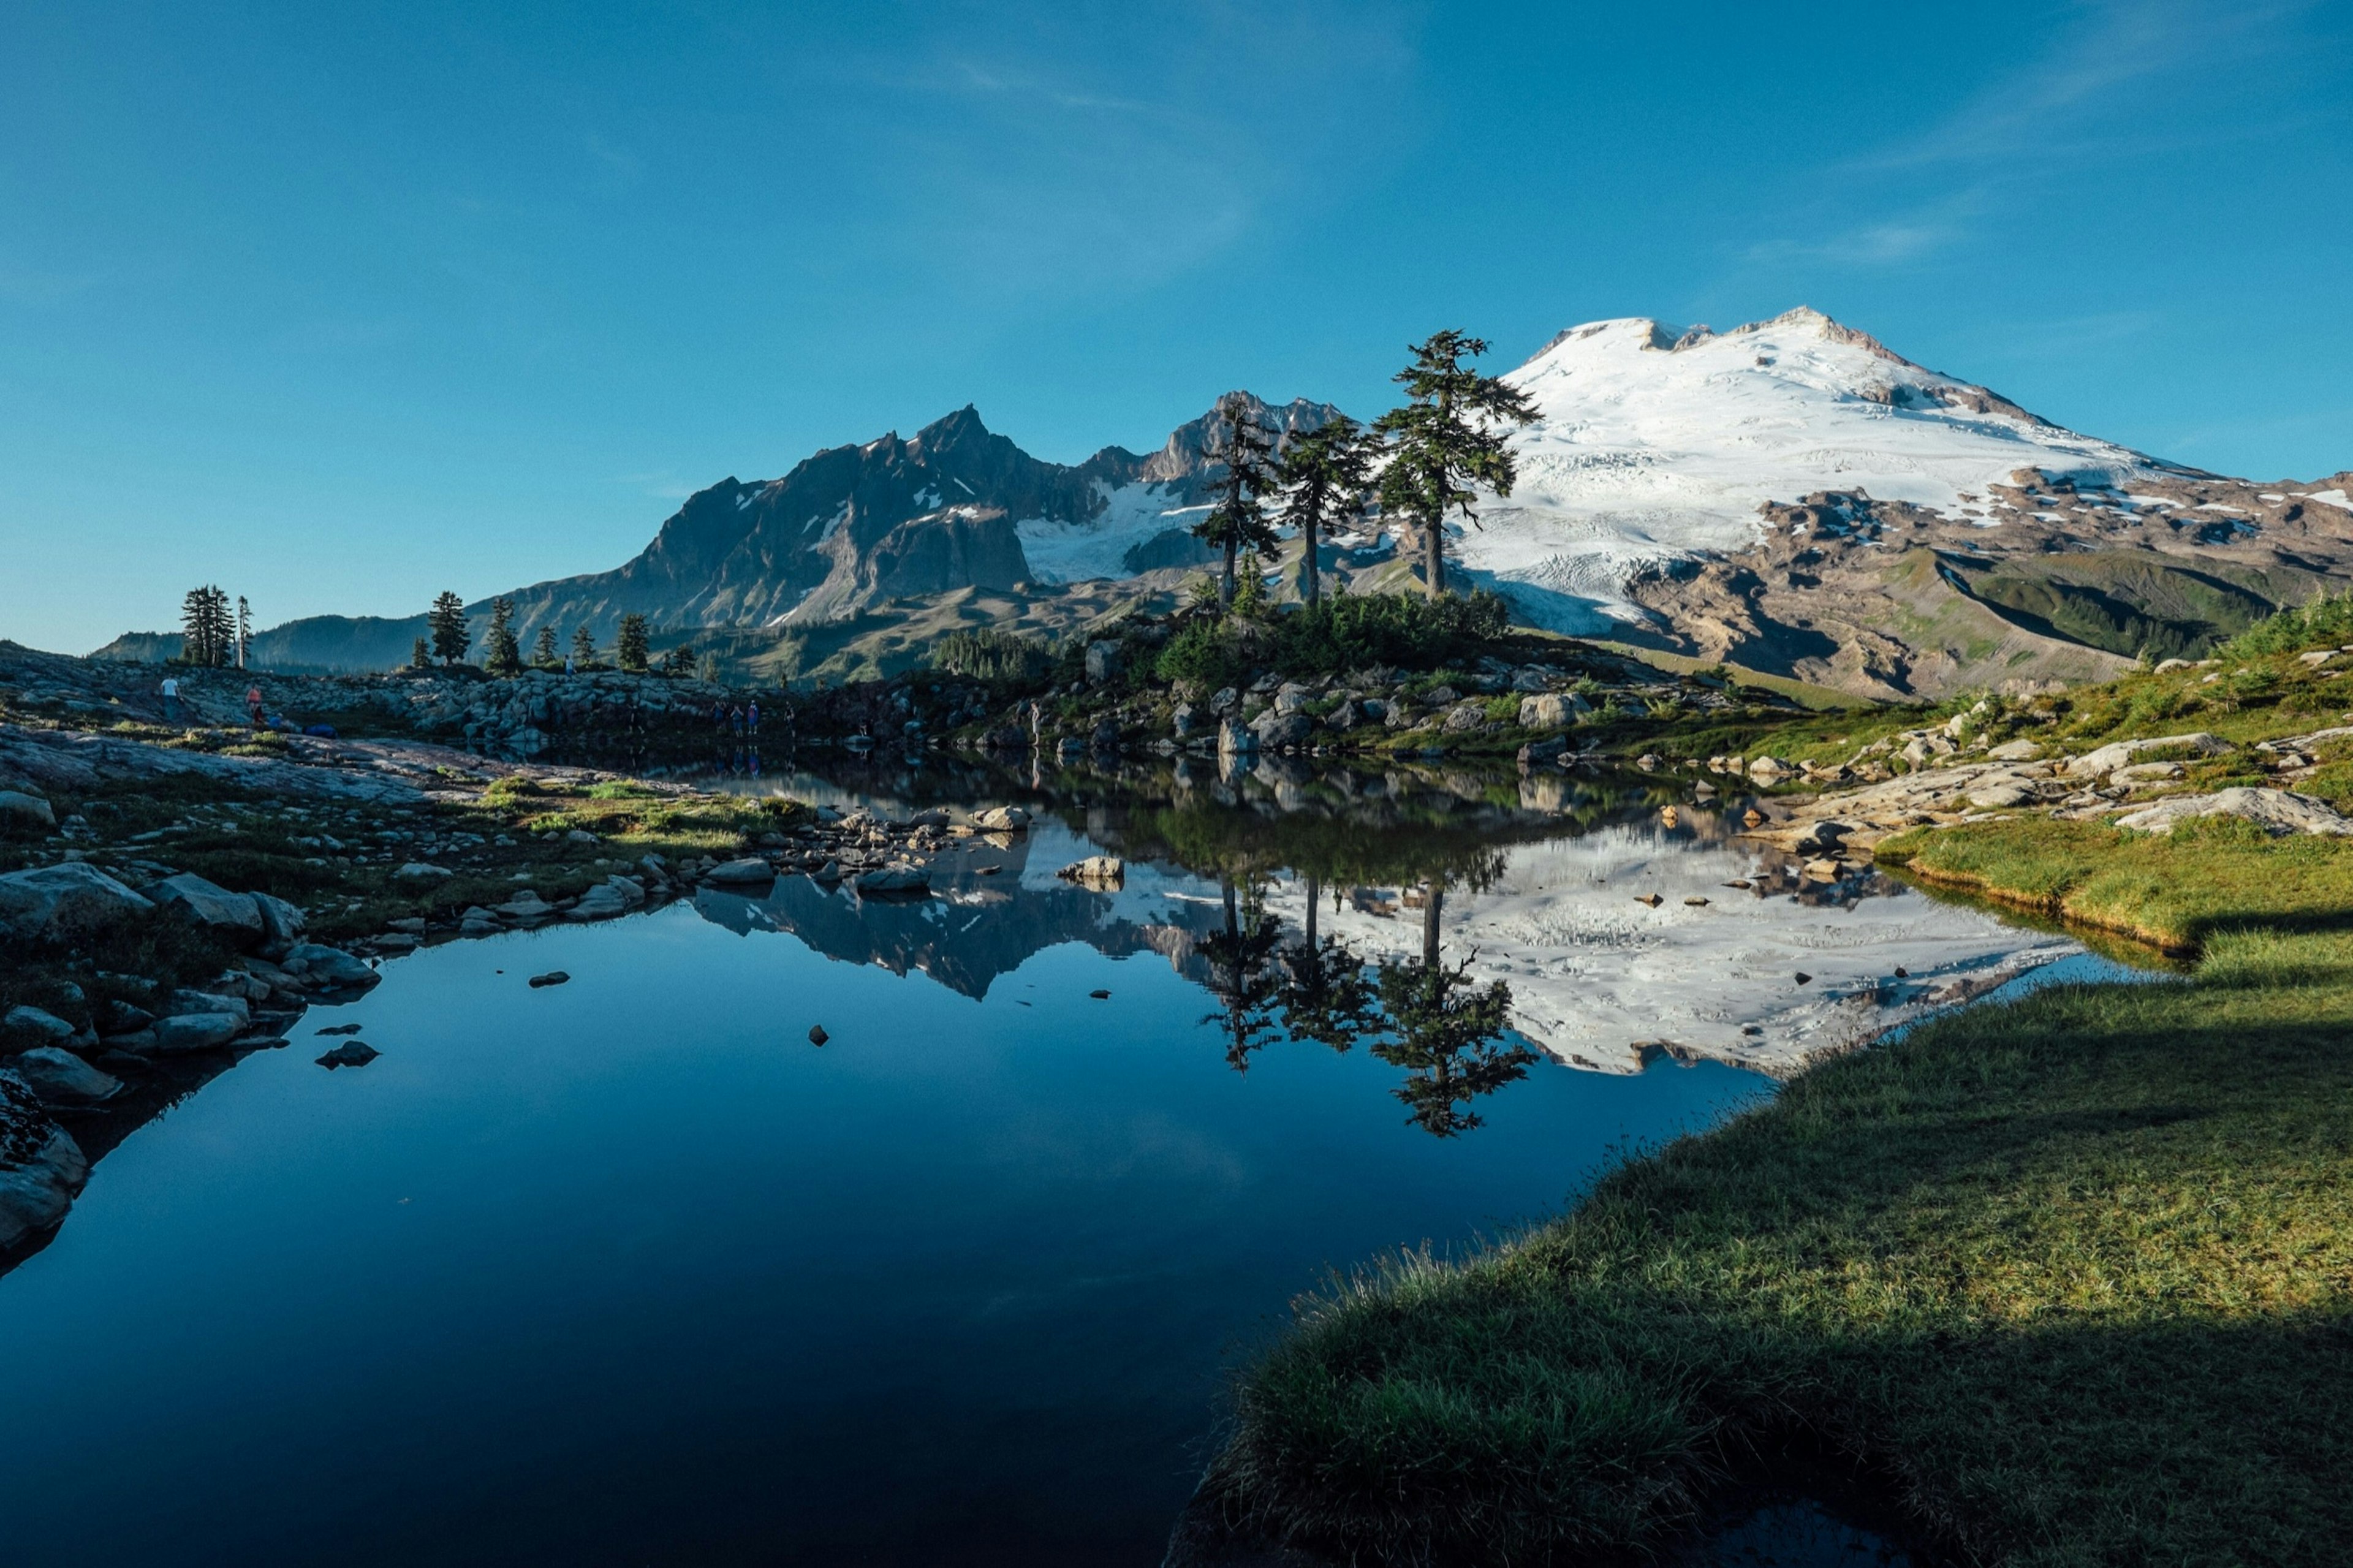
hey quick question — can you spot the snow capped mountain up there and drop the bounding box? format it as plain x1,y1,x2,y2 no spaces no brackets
1017,393,1340,583
1457,306,2168,633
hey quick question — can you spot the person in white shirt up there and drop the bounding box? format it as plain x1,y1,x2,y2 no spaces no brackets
159,675,181,722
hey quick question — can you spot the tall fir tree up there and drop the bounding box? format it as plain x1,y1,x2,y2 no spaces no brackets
570,626,597,668
482,597,523,676
235,596,252,668
531,626,559,669
180,586,232,666
1189,394,1279,611
410,636,431,670
428,591,471,666
616,613,651,673
1374,331,1537,598
1274,414,1374,607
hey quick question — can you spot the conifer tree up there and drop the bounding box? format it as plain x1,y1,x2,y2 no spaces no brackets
531,626,559,669
235,596,252,668
482,597,523,676
180,586,232,666
1190,394,1279,612
410,636,431,670
662,644,696,676
570,626,597,668
1274,414,1374,606
428,592,471,665
616,613,651,673
1374,331,1537,597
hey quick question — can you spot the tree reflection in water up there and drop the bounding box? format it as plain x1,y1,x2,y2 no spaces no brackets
1197,862,1534,1137
1368,882,1533,1137
1199,876,1286,1072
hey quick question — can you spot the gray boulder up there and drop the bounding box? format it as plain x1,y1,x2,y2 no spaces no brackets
1083,640,1123,684
12,1047,119,1105
972,806,1029,831
1517,693,1574,729
0,790,55,832
280,943,379,993
167,989,251,1026
151,873,267,947
1251,711,1313,749
704,857,778,885
146,1012,244,1053
1218,716,1256,756
249,892,306,949
0,863,153,942
2066,732,2230,780
2,1006,77,1047
0,1072,88,1250
2115,787,2353,838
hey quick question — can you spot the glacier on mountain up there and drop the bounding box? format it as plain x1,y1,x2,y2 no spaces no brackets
1449,307,2162,632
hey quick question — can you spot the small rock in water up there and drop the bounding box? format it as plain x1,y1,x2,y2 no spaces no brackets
316,1041,379,1069
1741,1025,1762,1036
1658,806,1679,828
807,1025,828,1046
1683,896,1710,907
1794,972,1813,986
1724,879,1752,890
1635,893,1664,907
1893,966,1909,978
1055,856,1126,888
528,971,570,989
974,865,1002,877
1088,990,1110,999
316,1023,364,1036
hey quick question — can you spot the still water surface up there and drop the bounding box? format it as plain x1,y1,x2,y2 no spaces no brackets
0,770,2058,1564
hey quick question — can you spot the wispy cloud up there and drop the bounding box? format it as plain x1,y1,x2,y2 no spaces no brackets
1741,0,2328,271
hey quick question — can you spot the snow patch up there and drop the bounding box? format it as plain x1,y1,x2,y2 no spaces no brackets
1447,309,2162,626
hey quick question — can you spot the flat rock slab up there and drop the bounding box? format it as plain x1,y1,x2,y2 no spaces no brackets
2114,787,2353,836
0,863,153,942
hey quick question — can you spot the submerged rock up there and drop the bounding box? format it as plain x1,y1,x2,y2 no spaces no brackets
704,858,777,885
1056,856,1126,889
316,1042,380,1069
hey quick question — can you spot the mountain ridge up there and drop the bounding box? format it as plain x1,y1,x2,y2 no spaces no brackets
93,308,2353,696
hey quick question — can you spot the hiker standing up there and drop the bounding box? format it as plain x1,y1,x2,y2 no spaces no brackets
746,700,760,736
160,675,181,722
246,684,265,728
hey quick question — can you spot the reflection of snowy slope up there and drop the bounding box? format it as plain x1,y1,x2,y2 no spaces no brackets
1455,308,2162,632
1017,481,1208,583
1262,822,2078,1075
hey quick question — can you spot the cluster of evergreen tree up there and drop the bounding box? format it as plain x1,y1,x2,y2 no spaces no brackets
178,586,234,667
404,591,670,678
1186,331,1536,610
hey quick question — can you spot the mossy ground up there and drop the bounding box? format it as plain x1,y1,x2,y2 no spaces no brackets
0,773,798,1034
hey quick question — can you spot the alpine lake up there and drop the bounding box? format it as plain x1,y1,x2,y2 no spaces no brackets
0,743,2141,1567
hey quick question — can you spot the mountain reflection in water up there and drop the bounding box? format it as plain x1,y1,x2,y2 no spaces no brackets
680,744,2085,1080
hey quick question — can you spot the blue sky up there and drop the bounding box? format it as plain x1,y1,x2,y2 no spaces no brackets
4,0,2349,653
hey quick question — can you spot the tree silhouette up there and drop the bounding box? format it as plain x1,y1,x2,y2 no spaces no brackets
179,586,232,667
428,591,470,666
482,597,523,676
531,626,559,668
570,626,597,667
1275,414,1375,606
1191,394,1279,612
616,613,651,673
1375,331,1538,597
409,635,431,671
